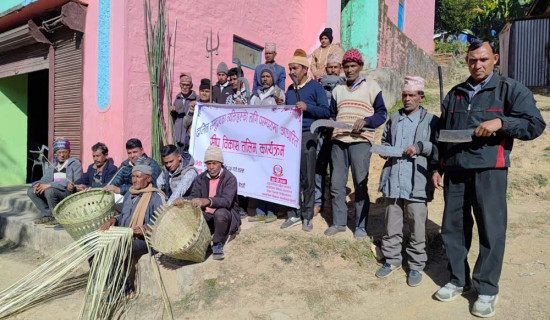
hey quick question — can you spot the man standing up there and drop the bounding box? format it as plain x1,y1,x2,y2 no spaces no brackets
156,144,197,204
69,142,117,191
432,39,545,318
28,138,82,226
172,72,197,150
325,49,387,239
280,49,330,231
225,67,248,105
184,146,241,260
105,138,161,196
314,53,346,215
375,77,438,287
252,42,286,92
250,65,285,105
212,62,232,104
311,28,344,81
182,78,213,131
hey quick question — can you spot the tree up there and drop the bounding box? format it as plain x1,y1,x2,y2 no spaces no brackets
475,0,533,38
440,0,482,35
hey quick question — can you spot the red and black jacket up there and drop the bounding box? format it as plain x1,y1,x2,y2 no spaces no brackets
437,73,546,171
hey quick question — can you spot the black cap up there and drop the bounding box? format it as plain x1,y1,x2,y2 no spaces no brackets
199,78,211,90
319,28,333,43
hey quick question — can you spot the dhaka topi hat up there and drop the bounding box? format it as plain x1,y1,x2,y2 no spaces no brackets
342,49,364,66
53,138,70,152
204,145,224,163
327,52,342,65
265,42,276,52
403,76,425,92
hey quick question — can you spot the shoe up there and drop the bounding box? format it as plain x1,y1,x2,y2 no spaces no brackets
44,218,60,228
375,263,402,278
354,227,368,239
34,216,54,225
324,225,346,236
313,206,321,216
280,217,301,229
407,270,423,287
434,282,472,302
302,219,313,232
471,295,498,318
265,214,277,223
212,242,225,260
248,215,267,222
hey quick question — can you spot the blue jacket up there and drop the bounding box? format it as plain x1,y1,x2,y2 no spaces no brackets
75,161,118,188
286,79,330,132
253,63,286,92
112,154,161,195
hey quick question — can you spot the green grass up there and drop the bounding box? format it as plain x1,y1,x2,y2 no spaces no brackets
533,174,548,187
389,93,441,116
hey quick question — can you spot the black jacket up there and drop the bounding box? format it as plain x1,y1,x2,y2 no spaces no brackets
75,160,118,187
437,73,546,171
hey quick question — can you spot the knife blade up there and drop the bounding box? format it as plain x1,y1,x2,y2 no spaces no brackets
310,119,376,134
370,144,405,157
438,129,475,143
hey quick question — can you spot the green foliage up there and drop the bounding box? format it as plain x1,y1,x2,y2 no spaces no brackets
475,0,533,38
440,0,482,35
435,40,469,55
533,173,548,187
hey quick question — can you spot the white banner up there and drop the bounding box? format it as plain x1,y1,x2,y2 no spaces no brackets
189,104,303,208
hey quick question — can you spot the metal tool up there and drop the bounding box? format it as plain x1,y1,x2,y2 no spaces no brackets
234,58,250,104
310,119,376,134
205,29,219,103
438,66,444,107
438,129,475,143
370,144,405,157
289,73,301,102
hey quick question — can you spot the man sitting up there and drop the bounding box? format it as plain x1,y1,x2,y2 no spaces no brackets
176,146,241,260
100,164,165,291
28,138,82,226
156,144,197,204
68,142,117,192
250,65,285,105
105,138,161,196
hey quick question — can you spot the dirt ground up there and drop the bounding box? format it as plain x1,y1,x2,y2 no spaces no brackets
1,68,550,320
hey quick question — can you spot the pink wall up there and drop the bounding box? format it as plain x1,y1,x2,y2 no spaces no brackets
383,0,435,54
80,0,329,168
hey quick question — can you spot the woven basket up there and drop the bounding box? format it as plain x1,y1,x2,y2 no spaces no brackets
53,188,116,240
148,201,212,263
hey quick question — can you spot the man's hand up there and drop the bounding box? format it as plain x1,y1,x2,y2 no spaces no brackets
170,106,176,113
296,101,307,111
189,101,196,113
132,225,150,237
276,97,284,105
191,198,211,208
403,145,418,157
100,218,116,232
75,184,88,192
67,183,75,192
36,183,51,195
103,185,121,194
173,197,186,206
352,119,367,133
475,118,502,137
432,172,444,191
33,183,41,194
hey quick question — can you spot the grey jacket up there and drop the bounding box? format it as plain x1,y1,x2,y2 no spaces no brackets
35,157,82,191
378,107,439,201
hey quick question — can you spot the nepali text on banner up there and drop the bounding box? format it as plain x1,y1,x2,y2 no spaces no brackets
189,104,302,208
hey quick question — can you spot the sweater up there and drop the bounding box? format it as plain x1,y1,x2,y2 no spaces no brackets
286,79,330,132
311,44,345,80
34,157,82,191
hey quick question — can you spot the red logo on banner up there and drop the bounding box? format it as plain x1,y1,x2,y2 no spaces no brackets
273,165,283,177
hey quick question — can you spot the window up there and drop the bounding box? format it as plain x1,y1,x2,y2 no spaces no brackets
232,36,262,70
398,0,405,31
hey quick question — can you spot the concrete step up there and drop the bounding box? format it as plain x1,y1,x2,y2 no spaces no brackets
0,185,206,299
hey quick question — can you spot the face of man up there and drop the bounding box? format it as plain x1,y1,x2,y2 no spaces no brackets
131,171,151,190
265,51,276,64
402,91,424,114
261,72,274,89
466,42,499,84
289,63,308,84
162,152,182,173
326,62,341,76
217,72,228,85
229,75,239,90
92,149,108,168
55,149,70,163
206,160,222,177
320,35,330,48
127,147,144,165
180,79,192,95
199,88,211,102
343,62,362,83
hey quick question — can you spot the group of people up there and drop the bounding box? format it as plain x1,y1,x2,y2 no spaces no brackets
27,28,546,318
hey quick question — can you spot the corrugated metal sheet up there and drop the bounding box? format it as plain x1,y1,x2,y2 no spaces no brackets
501,17,550,87
0,42,48,78
53,27,83,160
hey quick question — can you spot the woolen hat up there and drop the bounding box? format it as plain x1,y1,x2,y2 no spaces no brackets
53,138,70,152
132,164,153,176
260,64,277,83
199,78,211,90
288,49,309,68
216,62,229,75
342,49,364,66
319,28,333,43
204,146,224,163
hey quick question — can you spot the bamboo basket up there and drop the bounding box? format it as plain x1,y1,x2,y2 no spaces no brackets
53,188,116,240
148,202,211,263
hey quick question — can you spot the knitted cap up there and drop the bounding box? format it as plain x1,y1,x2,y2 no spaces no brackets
53,138,70,152
216,62,229,75
342,49,364,66
319,27,333,43
403,76,425,92
288,49,309,68
132,164,152,176
199,78,211,90
260,64,276,83
204,145,224,163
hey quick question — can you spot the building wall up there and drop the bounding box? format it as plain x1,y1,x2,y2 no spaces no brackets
0,74,28,185
340,0,379,69
80,0,330,167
